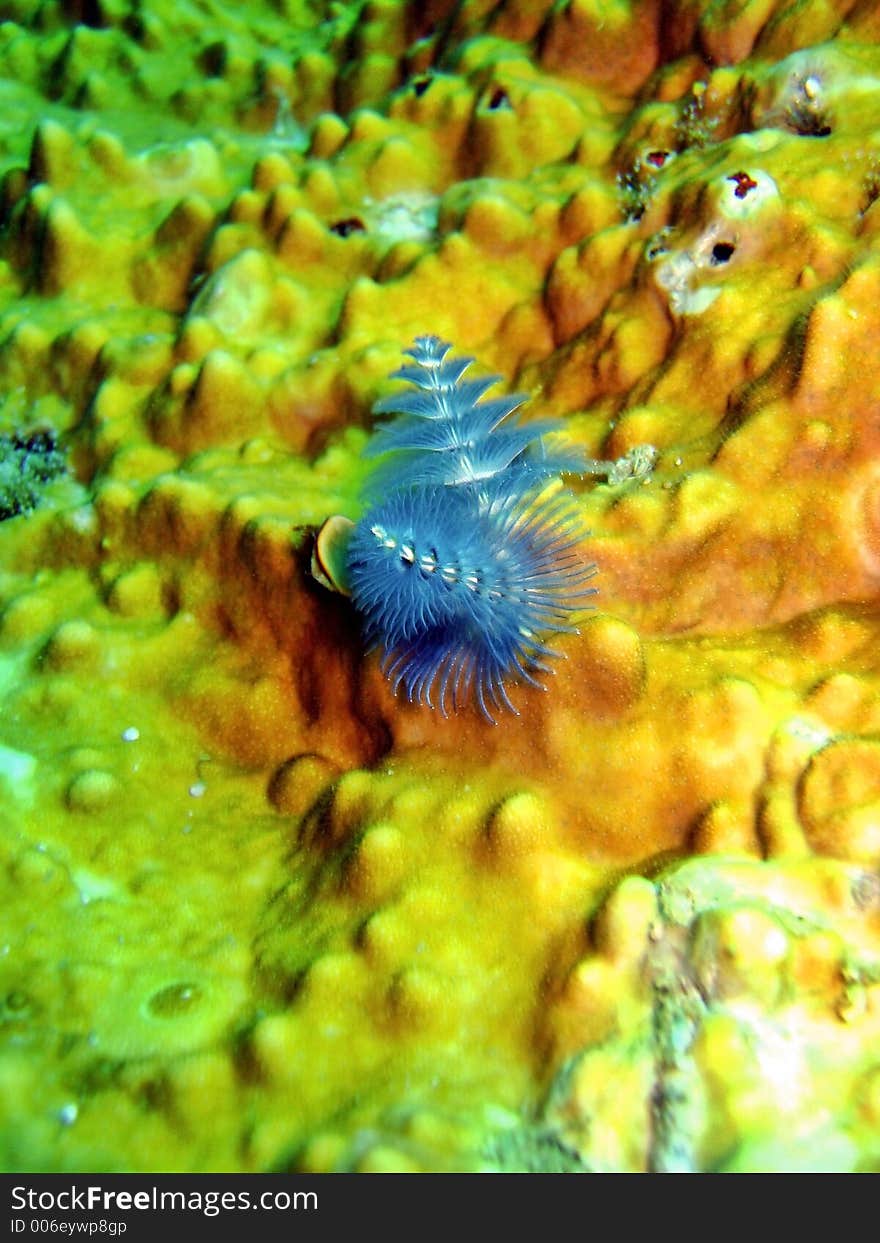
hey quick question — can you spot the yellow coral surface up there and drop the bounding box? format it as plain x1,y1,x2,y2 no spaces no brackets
1,0,880,1172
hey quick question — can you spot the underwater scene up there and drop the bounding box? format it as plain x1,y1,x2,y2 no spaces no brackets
1,0,880,1174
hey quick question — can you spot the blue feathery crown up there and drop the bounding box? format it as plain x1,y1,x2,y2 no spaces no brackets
346,335,597,722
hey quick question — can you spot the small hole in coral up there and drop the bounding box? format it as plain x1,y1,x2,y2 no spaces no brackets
147,982,202,1018
412,76,432,97
796,118,831,137
711,241,735,264
5,989,30,1015
330,217,366,238
487,86,511,111
786,79,832,137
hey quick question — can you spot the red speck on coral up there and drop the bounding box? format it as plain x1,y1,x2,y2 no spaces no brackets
728,171,758,199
